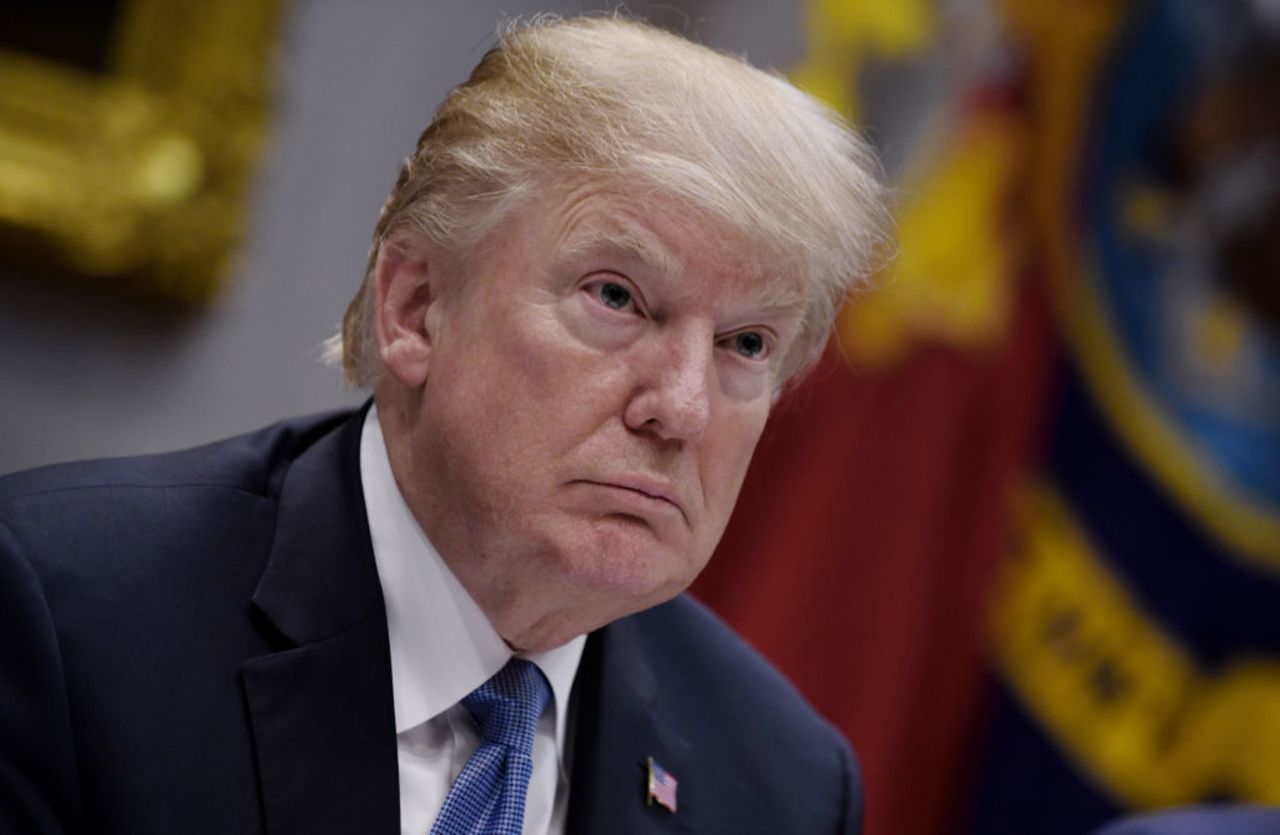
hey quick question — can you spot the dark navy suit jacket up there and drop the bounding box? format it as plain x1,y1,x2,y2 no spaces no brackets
0,409,860,834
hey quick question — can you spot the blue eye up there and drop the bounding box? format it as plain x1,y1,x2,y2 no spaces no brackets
732,331,768,359
597,282,633,310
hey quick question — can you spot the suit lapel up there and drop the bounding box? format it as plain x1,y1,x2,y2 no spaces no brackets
240,409,400,835
567,616,697,834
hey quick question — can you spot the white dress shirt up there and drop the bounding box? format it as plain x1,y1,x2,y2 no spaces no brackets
360,407,585,835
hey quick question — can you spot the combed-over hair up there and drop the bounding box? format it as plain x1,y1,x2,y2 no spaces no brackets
328,14,891,386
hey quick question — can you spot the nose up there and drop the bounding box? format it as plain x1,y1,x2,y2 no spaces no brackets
623,324,714,443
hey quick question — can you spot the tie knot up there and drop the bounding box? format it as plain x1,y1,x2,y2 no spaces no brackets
462,658,551,756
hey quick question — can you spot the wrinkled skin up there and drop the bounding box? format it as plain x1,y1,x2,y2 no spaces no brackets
373,185,806,651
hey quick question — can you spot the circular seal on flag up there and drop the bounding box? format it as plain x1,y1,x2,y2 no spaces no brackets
1042,0,1280,564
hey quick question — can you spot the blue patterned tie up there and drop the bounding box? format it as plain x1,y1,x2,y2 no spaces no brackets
430,658,551,835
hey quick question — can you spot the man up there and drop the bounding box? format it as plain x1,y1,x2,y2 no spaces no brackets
0,15,888,835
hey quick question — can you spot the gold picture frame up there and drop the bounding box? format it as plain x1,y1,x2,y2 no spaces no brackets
0,0,284,301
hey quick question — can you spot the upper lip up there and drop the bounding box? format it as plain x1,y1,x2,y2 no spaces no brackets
585,476,686,520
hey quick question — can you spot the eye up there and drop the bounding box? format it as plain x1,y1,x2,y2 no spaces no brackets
727,330,769,360
593,280,636,312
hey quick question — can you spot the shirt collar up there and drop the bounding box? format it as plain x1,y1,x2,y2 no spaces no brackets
360,406,584,750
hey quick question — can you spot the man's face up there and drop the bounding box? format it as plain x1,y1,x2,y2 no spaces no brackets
391,184,806,650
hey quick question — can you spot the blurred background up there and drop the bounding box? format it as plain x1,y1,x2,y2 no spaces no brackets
2,1,1277,834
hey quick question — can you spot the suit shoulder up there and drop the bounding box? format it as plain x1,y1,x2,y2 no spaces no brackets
605,595,861,831
0,409,360,585
630,593,850,748
0,409,355,507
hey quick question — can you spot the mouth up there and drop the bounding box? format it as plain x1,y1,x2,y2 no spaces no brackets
576,478,687,524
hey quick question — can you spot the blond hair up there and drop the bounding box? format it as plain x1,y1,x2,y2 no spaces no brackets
329,14,890,385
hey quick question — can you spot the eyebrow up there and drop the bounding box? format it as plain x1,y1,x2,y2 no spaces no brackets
559,225,810,322
749,274,809,320
558,227,682,277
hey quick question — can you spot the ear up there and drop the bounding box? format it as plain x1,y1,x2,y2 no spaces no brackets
372,234,442,388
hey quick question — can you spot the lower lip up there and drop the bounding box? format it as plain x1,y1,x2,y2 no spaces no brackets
578,482,683,520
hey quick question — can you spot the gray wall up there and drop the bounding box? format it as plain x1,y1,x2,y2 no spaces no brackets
0,0,803,475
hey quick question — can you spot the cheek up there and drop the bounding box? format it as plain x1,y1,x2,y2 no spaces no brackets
701,406,770,516
729,400,772,467
510,313,639,428
432,311,622,484
499,305,593,391
443,312,569,427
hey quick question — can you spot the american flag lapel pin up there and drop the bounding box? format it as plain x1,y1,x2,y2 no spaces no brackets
646,756,678,813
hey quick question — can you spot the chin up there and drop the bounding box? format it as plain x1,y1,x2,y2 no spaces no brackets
545,514,705,607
